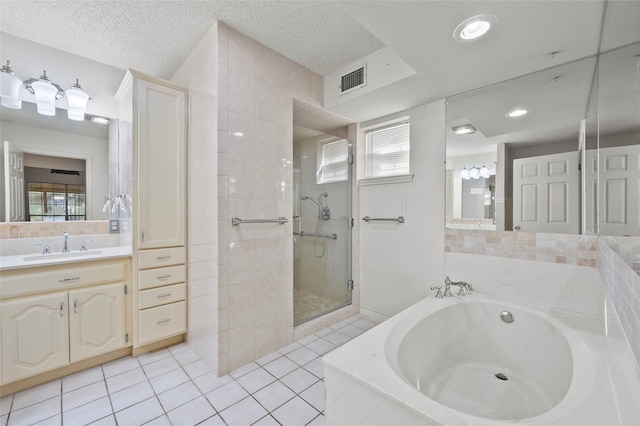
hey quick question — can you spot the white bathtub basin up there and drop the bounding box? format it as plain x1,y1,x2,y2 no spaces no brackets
391,301,575,421
323,295,623,426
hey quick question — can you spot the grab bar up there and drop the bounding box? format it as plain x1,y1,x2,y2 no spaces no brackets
362,216,405,223
295,231,338,240
231,217,288,226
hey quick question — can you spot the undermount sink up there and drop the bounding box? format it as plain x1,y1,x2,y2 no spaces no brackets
22,250,103,262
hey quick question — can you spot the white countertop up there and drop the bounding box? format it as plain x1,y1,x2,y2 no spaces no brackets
0,246,132,270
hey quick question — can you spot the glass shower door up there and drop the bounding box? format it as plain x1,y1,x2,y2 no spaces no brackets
293,133,352,326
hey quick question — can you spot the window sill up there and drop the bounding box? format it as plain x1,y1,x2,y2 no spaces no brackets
358,174,414,186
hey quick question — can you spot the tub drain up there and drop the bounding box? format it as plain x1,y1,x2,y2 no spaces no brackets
495,372,509,381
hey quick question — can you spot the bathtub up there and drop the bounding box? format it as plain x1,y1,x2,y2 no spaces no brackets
324,295,640,425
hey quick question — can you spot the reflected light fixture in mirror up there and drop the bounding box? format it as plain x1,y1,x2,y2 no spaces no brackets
0,60,22,109
452,124,476,135
453,14,497,42
506,108,528,118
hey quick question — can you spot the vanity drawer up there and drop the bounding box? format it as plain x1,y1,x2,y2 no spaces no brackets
1,261,128,298
138,247,186,270
138,265,186,290
138,301,186,345
139,283,186,309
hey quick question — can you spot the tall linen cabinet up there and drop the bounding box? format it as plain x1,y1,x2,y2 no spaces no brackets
116,70,188,350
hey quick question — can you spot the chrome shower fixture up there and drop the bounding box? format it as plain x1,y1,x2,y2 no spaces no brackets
301,193,331,220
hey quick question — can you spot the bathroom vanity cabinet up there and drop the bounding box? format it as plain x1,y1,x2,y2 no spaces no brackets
116,70,188,349
0,258,131,386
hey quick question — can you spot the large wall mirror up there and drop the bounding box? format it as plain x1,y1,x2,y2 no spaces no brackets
446,41,640,240
1,100,112,223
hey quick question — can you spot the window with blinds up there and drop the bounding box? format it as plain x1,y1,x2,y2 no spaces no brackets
365,121,410,178
317,139,349,184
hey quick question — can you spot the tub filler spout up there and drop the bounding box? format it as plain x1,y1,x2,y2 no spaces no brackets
444,276,473,296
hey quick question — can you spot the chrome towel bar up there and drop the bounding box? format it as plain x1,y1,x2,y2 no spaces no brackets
231,217,288,226
295,231,338,240
362,216,405,223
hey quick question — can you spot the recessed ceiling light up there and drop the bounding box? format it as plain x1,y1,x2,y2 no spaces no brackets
452,124,476,135
506,109,528,118
453,14,497,42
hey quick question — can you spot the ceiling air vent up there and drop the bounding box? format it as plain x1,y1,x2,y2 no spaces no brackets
339,65,366,96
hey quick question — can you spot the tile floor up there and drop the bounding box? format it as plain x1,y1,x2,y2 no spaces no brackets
0,314,382,426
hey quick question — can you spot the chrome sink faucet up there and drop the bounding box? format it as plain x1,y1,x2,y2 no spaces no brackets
62,232,70,253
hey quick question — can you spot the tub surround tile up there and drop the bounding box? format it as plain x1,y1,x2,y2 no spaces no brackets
445,229,598,267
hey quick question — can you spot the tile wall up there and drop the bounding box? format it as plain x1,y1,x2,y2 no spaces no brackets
445,229,598,266
598,238,640,366
171,23,221,374
0,221,110,239
217,22,324,374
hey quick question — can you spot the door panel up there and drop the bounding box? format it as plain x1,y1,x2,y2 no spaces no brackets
513,151,579,233
599,145,640,235
69,283,125,363
1,293,69,384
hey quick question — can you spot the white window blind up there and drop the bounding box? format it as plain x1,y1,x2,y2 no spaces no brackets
365,122,410,178
317,139,349,184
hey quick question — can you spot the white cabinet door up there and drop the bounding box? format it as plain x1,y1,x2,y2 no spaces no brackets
135,77,186,249
69,283,126,363
513,151,579,234
1,292,69,384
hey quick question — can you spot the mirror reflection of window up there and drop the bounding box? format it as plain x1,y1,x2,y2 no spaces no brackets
27,182,86,221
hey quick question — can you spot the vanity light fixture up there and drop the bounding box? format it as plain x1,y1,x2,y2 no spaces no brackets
506,109,528,118
66,79,90,121
24,70,65,116
0,60,23,109
452,124,476,135
453,14,497,42
1,59,92,119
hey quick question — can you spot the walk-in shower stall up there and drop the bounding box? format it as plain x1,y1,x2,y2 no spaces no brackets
293,126,352,326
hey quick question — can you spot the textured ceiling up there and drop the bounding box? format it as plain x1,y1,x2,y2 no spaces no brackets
0,0,384,78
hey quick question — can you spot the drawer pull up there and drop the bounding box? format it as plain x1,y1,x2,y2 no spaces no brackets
157,255,172,261
59,276,80,283
156,293,172,299
157,274,172,280
157,318,172,326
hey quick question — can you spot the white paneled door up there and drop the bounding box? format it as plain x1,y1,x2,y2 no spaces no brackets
598,145,640,236
513,151,579,234
3,140,25,222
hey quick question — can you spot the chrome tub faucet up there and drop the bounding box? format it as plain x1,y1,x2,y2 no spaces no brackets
443,276,473,296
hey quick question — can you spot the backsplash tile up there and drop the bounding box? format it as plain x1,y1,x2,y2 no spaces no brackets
445,229,597,266
0,221,110,239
